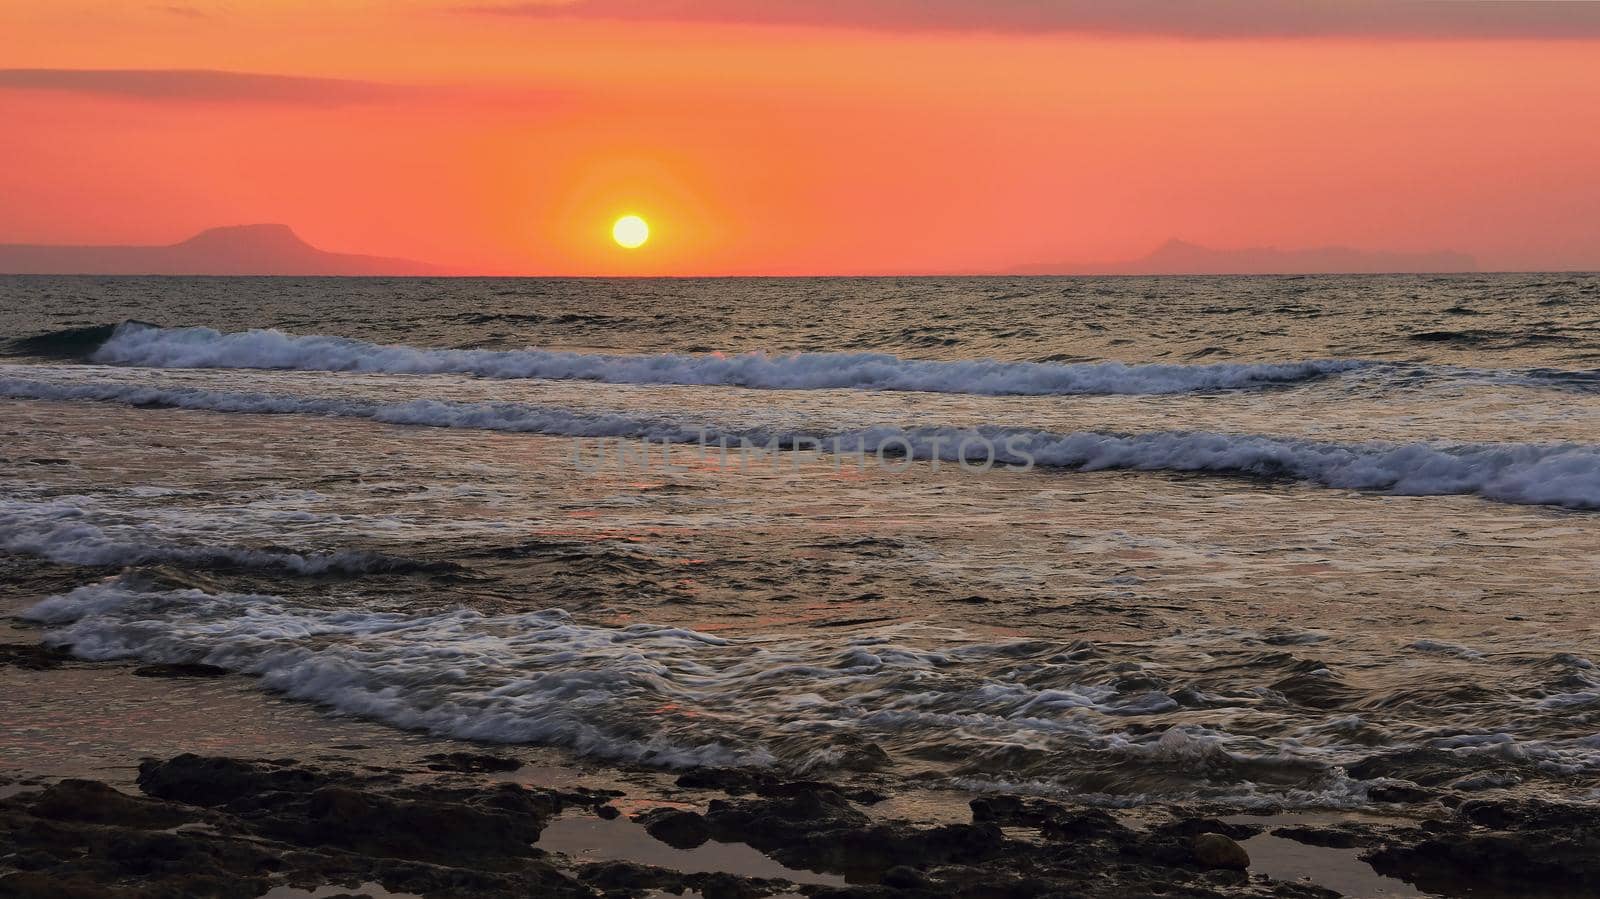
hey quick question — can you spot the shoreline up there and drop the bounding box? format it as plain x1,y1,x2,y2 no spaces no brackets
4,623,1595,899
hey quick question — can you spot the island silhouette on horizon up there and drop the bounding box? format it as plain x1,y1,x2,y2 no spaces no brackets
0,228,1484,277
0,224,447,276
1015,238,1477,276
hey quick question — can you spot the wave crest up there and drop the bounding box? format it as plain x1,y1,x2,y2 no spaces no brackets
4,376,1599,510
88,322,1366,396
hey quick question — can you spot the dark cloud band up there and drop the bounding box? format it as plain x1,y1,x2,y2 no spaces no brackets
0,69,402,105
470,0,1600,39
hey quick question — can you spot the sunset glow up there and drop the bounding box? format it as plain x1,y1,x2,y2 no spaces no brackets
1,2,1597,274
6,5,1600,889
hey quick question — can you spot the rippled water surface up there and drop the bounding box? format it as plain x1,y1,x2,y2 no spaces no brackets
3,273,1598,809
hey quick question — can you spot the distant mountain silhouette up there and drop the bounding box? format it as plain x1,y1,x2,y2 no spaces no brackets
1014,239,1477,275
0,224,447,276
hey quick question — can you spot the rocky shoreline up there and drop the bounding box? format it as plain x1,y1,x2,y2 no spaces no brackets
4,556,1598,899
3,743,1598,899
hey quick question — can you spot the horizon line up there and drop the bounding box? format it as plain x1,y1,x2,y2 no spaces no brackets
5,269,1596,280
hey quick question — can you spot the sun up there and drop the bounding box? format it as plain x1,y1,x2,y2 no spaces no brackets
612,214,649,249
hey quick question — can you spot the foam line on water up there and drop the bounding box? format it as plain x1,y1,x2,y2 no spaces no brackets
0,497,437,575
4,375,1599,510
17,581,1352,783
26,578,1600,802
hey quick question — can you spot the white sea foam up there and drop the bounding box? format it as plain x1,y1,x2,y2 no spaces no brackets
23,579,1354,783
0,497,428,574
89,323,1367,396
23,582,763,768
29,577,1600,797
6,375,1600,510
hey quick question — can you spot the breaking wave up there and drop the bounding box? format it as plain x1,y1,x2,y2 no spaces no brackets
4,375,1599,510
0,497,441,575
85,322,1366,396
27,577,1600,801
12,578,1371,792
38,320,1599,396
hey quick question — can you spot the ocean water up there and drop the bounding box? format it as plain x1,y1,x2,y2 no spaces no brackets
3,273,1599,807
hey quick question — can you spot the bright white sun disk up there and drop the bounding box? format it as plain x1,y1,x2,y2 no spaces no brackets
613,215,649,249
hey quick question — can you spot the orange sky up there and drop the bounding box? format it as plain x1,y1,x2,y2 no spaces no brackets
1,0,1598,274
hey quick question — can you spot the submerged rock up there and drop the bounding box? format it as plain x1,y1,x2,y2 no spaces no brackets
1271,825,1367,849
420,751,522,773
636,807,712,850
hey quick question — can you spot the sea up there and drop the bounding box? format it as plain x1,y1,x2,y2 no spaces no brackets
2,273,1598,810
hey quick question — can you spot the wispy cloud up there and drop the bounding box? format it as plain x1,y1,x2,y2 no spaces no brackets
0,69,408,105
467,0,1600,39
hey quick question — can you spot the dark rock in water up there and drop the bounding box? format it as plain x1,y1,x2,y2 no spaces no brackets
1366,798,1600,895
0,790,282,897
706,786,1003,876
636,807,712,850
137,754,325,807
717,784,871,829
0,642,72,670
969,793,1039,826
2,871,173,899
695,870,766,899
0,753,1436,899
576,861,787,899
971,795,1133,842
1153,816,1262,842
1368,832,1600,893
1193,832,1251,870
1457,797,1599,830
0,754,604,899
27,780,194,829
133,663,231,678
579,859,684,893
582,851,793,895
675,767,768,795
420,751,522,773
1272,825,1366,849
674,768,884,805
272,785,549,863
880,865,931,889
755,779,887,806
